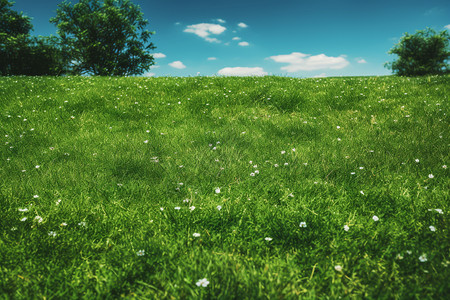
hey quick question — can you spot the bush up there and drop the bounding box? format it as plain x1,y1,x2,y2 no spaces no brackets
385,28,450,76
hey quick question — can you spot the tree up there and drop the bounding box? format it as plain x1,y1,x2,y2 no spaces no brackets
385,28,450,76
1,0,66,75
50,0,156,76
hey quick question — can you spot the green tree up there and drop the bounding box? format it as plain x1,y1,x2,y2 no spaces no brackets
50,0,156,76
0,0,66,75
385,28,450,76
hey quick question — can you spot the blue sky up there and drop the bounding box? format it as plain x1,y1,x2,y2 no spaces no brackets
12,0,450,77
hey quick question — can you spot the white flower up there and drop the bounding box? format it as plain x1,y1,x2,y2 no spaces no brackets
274,164,279,167
60,222,67,226
33,195,39,198
78,221,86,227
350,172,356,175
137,250,145,256
160,207,164,211
18,208,28,212
174,206,181,210
372,215,379,222
284,163,289,166
144,140,149,144
189,206,196,211
443,165,447,169
56,199,61,205
281,150,286,154
428,174,434,179
415,159,420,163
250,172,255,177
396,254,404,260
254,170,259,174
343,225,349,231
419,254,427,262
196,278,210,287
35,165,40,169
265,237,273,241
216,205,222,211
48,231,57,237
336,126,340,129
334,265,343,272
215,188,220,194
193,233,200,237
435,209,443,214
360,191,365,195
34,216,43,223
183,199,190,203
292,148,296,152
299,222,307,228
20,217,27,222
429,226,436,232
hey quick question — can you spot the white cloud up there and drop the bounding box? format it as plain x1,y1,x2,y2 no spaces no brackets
153,53,166,59
216,19,226,23
445,24,450,30
238,41,249,46
207,57,217,60
269,52,349,72
217,67,267,76
143,72,155,77
238,22,248,28
357,58,367,64
184,23,226,43
313,73,327,78
232,37,241,40
169,61,186,69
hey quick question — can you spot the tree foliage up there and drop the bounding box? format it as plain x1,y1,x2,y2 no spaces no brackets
50,0,155,76
0,0,66,75
385,28,450,76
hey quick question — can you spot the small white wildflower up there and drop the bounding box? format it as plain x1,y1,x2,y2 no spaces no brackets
56,199,62,205
334,265,343,272
144,140,149,144
396,254,404,260
337,138,341,141
372,215,379,222
419,254,427,262
435,209,443,214
443,165,447,169
336,126,340,129
193,233,200,237
48,231,57,237
136,250,145,256
34,216,43,223
189,206,195,211
35,165,40,169
415,159,420,163
292,148,296,152
183,199,190,203
20,217,27,222
60,222,67,226
215,187,220,194
406,250,412,255
274,164,279,167
281,150,286,154
174,206,181,210
78,221,86,227
344,225,349,231
196,278,210,287
255,170,259,174
288,193,294,197
429,226,436,232
360,191,364,195
350,172,356,175
18,208,28,212
250,172,255,177
299,222,307,228
428,174,434,179
11,227,17,231
216,205,222,211
33,195,39,198
160,207,164,211
284,163,289,166
265,237,273,241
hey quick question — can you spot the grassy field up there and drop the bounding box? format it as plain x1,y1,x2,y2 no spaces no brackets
0,75,448,299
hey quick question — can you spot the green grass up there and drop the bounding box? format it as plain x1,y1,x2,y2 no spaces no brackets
0,75,449,299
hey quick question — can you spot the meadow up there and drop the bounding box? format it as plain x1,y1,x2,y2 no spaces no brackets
0,75,448,299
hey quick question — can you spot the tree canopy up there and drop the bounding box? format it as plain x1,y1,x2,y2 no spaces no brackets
385,28,450,76
0,0,65,75
50,0,156,76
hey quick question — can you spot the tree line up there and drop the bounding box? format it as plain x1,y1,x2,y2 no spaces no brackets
1,0,154,76
1,0,449,77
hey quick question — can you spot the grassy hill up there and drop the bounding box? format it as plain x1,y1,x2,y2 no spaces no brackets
0,75,448,298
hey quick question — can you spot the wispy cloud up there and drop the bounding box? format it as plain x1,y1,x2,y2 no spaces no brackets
169,61,186,69
184,23,226,43
207,57,217,61
217,67,267,76
153,53,166,59
216,18,226,23
445,24,450,30
238,41,249,47
232,37,241,41
269,52,349,72
238,22,248,28
357,58,367,64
